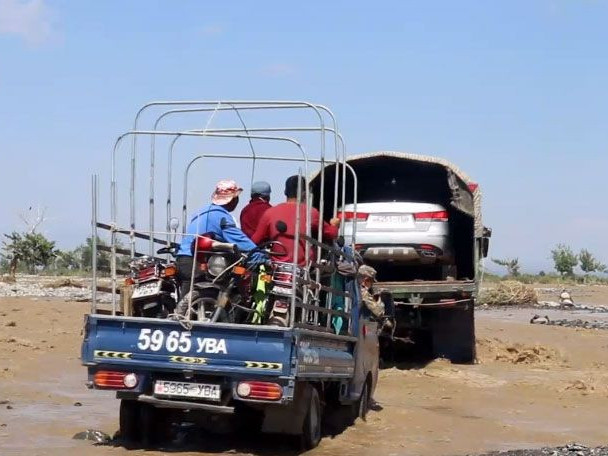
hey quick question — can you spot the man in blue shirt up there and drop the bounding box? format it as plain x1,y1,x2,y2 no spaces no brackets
176,179,258,296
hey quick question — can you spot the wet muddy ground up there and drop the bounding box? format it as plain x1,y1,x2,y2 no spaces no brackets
1,286,608,456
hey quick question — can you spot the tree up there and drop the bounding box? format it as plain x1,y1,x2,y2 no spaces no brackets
74,236,130,272
54,250,81,271
551,244,578,277
75,237,111,272
579,249,606,278
491,257,521,277
1,231,58,275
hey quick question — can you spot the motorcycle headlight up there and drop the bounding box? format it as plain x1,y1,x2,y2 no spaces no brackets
208,255,229,277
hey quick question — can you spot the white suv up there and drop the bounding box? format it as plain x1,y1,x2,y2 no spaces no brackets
340,201,453,265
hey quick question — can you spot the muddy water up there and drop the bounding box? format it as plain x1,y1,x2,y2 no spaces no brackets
2,297,608,456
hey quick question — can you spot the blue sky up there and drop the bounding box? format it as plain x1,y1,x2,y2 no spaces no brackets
1,0,607,273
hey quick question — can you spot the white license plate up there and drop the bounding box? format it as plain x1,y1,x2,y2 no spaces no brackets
366,214,413,228
154,380,221,401
132,280,161,299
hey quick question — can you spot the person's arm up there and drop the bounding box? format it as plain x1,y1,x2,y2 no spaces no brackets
217,215,257,252
250,210,270,245
310,208,339,241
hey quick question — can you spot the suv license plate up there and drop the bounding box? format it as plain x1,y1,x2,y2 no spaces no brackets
154,381,220,401
367,214,413,228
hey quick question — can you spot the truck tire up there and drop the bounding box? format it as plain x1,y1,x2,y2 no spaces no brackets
140,404,172,447
302,387,322,450
119,399,141,445
430,304,475,363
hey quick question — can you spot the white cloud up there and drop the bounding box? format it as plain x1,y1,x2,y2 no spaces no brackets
0,0,54,45
261,63,296,78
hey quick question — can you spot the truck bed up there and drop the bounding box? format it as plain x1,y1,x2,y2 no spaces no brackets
378,279,476,294
81,315,356,380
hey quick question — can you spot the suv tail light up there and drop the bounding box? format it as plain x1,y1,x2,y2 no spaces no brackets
237,381,282,401
414,211,448,222
338,211,369,221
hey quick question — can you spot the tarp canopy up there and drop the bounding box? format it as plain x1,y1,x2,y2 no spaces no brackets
309,151,483,237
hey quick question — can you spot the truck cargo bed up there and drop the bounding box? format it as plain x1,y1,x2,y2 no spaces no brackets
81,315,356,380
377,279,476,295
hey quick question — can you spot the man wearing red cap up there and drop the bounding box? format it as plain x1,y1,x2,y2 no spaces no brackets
176,179,259,296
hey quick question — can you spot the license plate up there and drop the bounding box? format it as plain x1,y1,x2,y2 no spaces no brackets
366,214,413,228
154,380,221,401
132,280,161,299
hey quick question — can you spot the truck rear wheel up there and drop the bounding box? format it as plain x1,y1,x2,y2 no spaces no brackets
119,399,141,444
301,387,322,450
430,304,475,363
140,404,172,447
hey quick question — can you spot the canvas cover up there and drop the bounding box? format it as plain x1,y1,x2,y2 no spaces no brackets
310,151,484,237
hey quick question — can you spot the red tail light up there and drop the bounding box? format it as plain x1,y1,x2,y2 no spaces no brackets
93,371,138,389
237,381,282,401
338,211,369,221
414,211,448,222
273,271,294,284
137,266,157,281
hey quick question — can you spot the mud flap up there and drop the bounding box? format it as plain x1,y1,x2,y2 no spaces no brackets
429,303,475,363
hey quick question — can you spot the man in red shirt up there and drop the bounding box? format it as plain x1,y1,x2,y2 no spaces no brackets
240,181,272,237
251,175,340,266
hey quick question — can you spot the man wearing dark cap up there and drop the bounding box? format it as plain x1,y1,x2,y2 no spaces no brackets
240,181,272,237
251,175,340,267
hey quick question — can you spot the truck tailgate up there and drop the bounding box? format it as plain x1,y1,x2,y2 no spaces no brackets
81,315,293,377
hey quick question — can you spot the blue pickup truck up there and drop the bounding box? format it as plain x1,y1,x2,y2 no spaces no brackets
82,99,383,449
81,282,378,449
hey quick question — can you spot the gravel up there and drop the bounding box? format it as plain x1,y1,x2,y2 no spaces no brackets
530,315,608,330
535,301,608,313
471,443,608,456
0,275,112,303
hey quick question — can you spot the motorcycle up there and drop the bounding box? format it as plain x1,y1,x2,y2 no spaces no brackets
175,236,286,323
127,246,180,318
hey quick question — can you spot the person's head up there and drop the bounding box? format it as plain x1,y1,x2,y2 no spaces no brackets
251,181,271,202
284,175,307,201
211,179,243,212
358,264,377,288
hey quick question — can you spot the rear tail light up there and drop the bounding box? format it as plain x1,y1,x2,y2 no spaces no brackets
93,371,138,389
137,266,156,281
338,211,369,221
237,381,282,401
414,211,448,222
273,271,294,284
